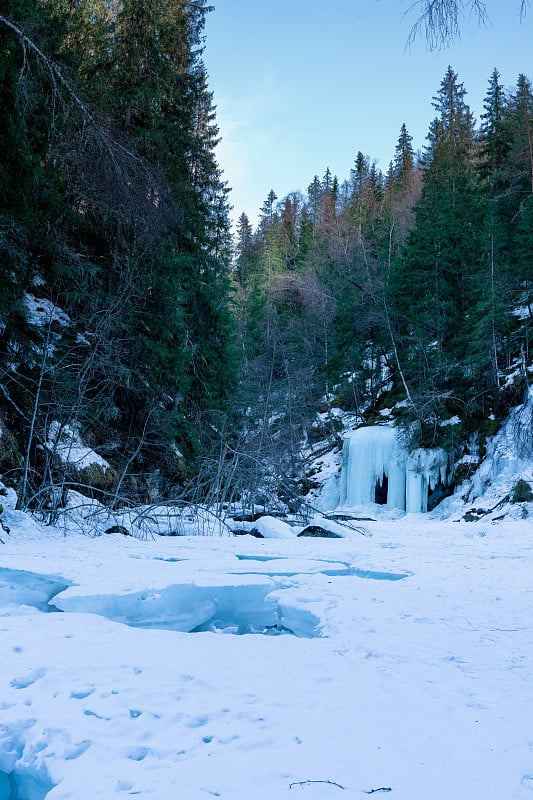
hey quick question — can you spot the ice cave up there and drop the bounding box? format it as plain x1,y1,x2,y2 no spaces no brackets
339,425,451,513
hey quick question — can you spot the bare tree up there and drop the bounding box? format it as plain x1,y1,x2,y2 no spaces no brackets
405,0,530,49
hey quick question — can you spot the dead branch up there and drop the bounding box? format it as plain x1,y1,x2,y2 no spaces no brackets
0,13,168,223
289,779,346,790
0,15,140,168
404,0,529,50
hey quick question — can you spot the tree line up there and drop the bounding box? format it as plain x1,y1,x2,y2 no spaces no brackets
234,66,532,466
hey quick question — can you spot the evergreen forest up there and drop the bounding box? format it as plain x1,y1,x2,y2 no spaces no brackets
0,2,531,516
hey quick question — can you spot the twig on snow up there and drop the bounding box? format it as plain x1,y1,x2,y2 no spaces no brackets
289,779,346,790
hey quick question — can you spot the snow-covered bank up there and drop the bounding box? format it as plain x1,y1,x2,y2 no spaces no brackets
312,385,533,524
1,497,533,799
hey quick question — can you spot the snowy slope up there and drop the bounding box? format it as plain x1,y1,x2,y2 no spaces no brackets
309,386,533,522
435,386,533,521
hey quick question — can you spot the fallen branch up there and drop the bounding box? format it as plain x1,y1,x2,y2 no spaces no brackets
289,779,345,790
363,789,392,795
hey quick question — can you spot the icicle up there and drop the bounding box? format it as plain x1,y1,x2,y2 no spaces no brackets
339,426,449,513
405,447,449,512
339,426,406,509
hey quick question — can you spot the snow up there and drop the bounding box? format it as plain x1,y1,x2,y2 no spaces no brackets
56,493,233,539
1,391,533,800
440,415,461,427
512,305,532,320
46,423,110,472
254,515,295,539
1,477,533,799
23,294,71,329
439,387,533,518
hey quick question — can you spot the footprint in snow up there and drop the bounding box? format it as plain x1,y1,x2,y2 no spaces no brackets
70,687,95,700
64,740,92,760
127,746,151,761
522,774,533,790
10,667,46,689
186,715,208,728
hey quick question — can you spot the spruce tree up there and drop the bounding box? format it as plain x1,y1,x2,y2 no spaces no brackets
0,0,237,499
479,68,509,179
234,213,255,286
391,123,416,193
390,67,485,432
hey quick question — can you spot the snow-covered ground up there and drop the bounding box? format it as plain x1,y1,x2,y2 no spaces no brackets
1,487,532,800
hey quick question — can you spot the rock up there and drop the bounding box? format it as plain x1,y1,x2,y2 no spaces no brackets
254,516,295,539
511,479,533,503
297,525,343,538
230,511,266,523
241,528,264,538
463,508,486,522
104,525,131,536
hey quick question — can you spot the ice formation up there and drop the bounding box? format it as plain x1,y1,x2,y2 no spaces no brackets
339,425,450,513
465,386,533,503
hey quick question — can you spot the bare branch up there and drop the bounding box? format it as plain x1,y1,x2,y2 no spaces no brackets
404,0,494,49
289,779,346,790
0,15,140,167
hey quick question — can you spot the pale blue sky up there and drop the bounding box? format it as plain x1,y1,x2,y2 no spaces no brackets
203,1,532,227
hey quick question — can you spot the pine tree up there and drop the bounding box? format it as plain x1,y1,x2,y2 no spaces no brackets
503,74,533,200
390,67,485,431
234,213,255,286
307,176,322,231
513,197,533,323
391,123,416,192
480,72,533,392
479,68,509,178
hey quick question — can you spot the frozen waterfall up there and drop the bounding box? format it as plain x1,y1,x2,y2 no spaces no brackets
339,425,450,513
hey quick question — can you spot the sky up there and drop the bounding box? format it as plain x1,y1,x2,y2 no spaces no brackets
203,0,533,227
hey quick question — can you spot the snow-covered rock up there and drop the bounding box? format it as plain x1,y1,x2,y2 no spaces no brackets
254,515,296,539
47,422,110,472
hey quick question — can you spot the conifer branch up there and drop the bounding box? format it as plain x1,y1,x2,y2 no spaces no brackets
0,15,142,170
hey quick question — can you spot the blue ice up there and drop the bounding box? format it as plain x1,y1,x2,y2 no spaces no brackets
0,568,70,613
